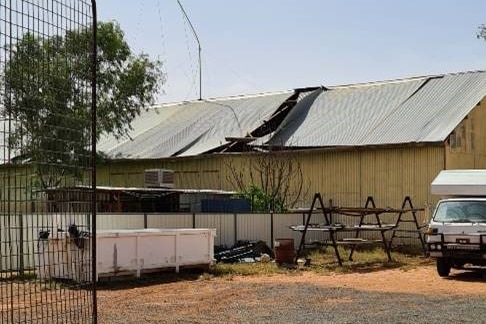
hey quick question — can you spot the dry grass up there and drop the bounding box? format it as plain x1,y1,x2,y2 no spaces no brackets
209,247,432,277
304,247,431,273
209,262,292,277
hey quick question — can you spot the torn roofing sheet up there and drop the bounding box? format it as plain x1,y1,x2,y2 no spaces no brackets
97,91,294,158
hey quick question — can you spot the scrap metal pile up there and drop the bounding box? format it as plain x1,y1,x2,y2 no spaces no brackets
214,240,274,263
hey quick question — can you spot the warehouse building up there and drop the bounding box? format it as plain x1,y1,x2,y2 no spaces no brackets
97,70,486,216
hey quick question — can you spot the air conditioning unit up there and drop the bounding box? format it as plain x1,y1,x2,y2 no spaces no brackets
144,169,175,188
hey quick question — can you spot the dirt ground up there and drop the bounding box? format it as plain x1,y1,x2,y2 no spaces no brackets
232,266,486,296
97,265,486,324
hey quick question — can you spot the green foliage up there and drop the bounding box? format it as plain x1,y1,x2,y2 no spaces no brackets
226,153,309,212
478,24,486,40
2,21,164,188
240,184,286,212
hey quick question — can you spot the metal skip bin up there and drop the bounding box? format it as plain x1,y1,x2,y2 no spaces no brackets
38,228,216,282
96,228,216,280
37,231,91,283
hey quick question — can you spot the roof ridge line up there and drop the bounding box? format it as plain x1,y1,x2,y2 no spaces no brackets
154,90,294,107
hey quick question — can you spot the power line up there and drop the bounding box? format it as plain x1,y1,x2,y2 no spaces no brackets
180,7,197,99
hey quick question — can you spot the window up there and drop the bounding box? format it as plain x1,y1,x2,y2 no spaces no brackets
434,201,486,223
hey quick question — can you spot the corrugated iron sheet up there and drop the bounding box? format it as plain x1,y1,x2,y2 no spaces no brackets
267,71,486,147
98,91,293,158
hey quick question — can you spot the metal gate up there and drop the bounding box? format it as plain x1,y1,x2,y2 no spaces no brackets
0,1,97,323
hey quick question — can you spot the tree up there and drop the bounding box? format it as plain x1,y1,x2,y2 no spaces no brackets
226,153,309,212
478,25,486,40
2,21,164,188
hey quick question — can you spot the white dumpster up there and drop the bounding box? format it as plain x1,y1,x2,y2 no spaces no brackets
38,228,216,282
96,228,215,280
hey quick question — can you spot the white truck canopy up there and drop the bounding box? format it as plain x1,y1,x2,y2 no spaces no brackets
431,169,486,196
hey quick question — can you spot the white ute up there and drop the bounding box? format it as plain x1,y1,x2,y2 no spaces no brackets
427,170,486,277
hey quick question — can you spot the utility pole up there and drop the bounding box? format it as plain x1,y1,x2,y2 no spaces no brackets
177,0,202,100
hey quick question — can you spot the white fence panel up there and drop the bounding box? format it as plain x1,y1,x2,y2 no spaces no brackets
1,214,22,271
97,213,144,230
272,213,309,247
1,213,92,271
195,214,234,247
147,213,193,229
1,211,424,272
237,214,271,247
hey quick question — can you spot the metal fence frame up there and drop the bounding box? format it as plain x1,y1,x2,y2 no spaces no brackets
0,1,97,322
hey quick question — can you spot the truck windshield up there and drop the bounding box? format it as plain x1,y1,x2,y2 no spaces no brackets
434,201,486,223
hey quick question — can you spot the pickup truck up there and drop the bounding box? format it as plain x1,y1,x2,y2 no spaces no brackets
426,170,486,277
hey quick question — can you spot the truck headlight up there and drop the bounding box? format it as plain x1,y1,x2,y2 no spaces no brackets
436,244,442,251
429,244,436,250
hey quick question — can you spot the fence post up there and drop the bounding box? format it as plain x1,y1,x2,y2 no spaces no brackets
192,213,196,229
270,212,274,249
144,213,148,229
234,213,238,246
18,214,24,275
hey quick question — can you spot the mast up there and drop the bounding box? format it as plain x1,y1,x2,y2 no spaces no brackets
177,0,202,100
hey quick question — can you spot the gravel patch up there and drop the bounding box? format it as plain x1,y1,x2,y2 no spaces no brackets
98,266,486,324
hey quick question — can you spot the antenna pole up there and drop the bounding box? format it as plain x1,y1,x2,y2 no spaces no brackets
177,0,202,100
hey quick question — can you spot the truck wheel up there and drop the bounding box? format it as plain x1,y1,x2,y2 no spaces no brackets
436,258,451,277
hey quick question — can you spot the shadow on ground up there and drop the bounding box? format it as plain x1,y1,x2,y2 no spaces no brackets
97,269,205,291
446,268,486,282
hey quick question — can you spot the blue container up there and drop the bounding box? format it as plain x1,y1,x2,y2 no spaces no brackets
201,199,251,213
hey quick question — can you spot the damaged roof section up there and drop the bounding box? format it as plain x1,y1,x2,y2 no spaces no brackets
98,90,294,158
98,70,486,159
265,70,486,148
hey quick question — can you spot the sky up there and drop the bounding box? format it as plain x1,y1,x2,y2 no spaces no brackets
97,0,486,103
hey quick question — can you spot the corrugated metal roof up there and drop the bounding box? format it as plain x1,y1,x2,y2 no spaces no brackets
98,91,293,158
267,71,486,147
5,71,485,163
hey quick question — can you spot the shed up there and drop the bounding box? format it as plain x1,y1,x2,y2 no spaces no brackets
43,186,237,213
94,70,486,215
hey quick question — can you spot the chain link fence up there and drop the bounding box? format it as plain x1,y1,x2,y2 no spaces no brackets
0,1,96,322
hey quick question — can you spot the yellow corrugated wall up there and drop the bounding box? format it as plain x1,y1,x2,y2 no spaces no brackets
446,99,486,169
292,146,443,217
98,146,444,212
